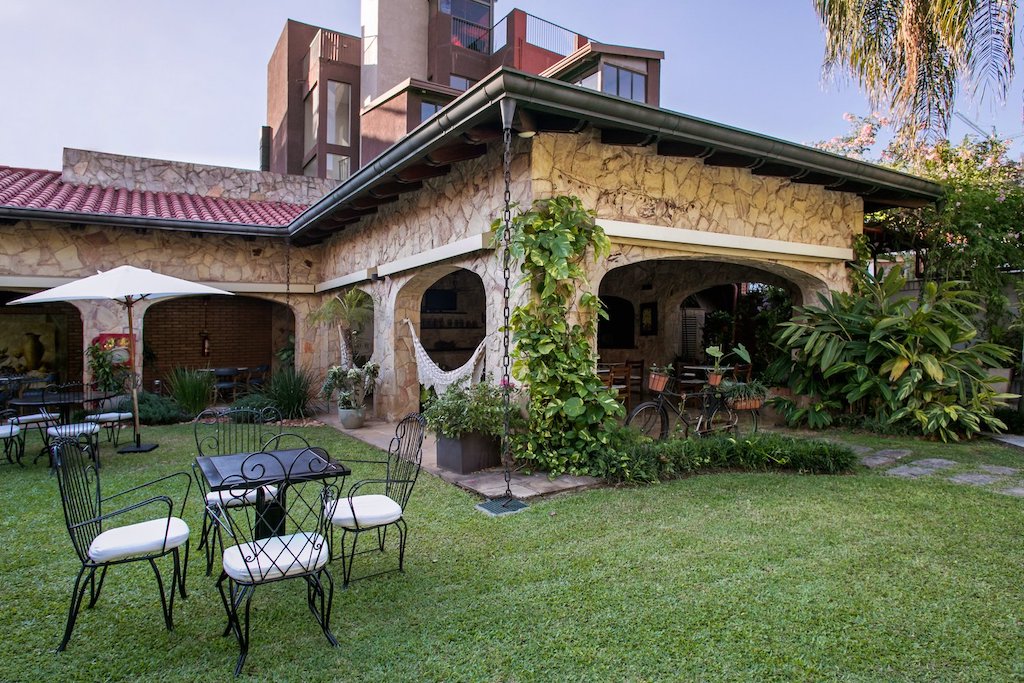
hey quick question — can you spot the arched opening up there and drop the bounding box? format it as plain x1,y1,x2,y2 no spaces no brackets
598,257,819,375
0,290,83,384
598,295,635,349
142,295,294,390
419,269,486,371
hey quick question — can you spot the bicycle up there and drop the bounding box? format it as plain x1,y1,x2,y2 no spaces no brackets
625,374,759,439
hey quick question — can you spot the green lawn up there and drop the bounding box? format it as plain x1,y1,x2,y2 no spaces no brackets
2,424,1023,681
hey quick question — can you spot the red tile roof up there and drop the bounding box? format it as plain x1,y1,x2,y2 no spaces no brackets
0,166,307,227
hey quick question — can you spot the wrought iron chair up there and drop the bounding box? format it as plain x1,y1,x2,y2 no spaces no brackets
50,436,192,652
327,413,426,587
43,382,102,466
0,408,25,465
212,368,241,404
214,447,340,675
85,395,133,447
192,407,283,575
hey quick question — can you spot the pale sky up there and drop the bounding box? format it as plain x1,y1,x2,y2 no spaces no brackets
1,0,1022,172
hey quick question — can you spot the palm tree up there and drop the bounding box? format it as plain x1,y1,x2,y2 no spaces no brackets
309,288,374,370
813,0,1015,142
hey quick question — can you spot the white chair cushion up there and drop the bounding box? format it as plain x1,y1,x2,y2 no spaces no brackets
327,494,403,529
47,423,101,438
205,485,278,508
0,424,19,439
222,532,329,583
11,411,56,425
88,517,190,563
85,412,133,423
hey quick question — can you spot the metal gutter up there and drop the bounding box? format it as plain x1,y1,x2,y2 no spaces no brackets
0,206,289,237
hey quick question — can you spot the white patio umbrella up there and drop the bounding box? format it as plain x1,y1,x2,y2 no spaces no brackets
8,265,233,452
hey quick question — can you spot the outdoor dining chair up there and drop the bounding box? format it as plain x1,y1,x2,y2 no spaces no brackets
50,436,192,652
327,413,426,587
85,395,133,447
43,383,101,466
0,408,25,465
213,447,340,675
192,406,283,575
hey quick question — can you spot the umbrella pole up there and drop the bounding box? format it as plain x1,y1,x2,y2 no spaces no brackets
118,299,157,453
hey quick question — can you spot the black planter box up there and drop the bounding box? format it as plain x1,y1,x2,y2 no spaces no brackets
436,432,500,475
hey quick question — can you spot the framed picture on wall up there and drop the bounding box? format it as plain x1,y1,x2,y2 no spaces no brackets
639,302,657,336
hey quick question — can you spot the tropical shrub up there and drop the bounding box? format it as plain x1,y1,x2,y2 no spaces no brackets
136,391,187,425
494,195,624,476
321,362,379,410
266,367,318,419
231,392,275,414
165,367,213,418
87,343,129,392
769,267,1014,441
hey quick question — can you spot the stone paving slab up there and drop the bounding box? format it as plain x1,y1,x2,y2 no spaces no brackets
911,458,958,469
978,464,1019,476
999,486,1024,497
862,454,900,469
847,444,875,455
949,473,1004,486
886,465,937,479
992,434,1024,450
874,449,913,460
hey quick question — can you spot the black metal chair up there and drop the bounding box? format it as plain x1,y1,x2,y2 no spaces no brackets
214,447,340,675
50,436,192,652
212,368,241,404
43,382,102,466
327,413,426,587
244,364,270,393
0,408,25,465
193,407,283,575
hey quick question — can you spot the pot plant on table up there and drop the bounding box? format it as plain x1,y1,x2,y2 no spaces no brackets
321,362,380,429
423,377,510,475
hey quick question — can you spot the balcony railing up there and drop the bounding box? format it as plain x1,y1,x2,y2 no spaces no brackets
452,17,490,54
491,16,508,53
524,14,579,57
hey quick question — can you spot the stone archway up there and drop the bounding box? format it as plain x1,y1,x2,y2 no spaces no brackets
595,254,831,369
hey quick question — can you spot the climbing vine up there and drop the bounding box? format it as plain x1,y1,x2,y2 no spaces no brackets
494,195,623,475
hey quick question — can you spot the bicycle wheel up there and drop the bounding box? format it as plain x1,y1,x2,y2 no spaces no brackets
697,404,738,437
626,401,669,440
734,409,759,437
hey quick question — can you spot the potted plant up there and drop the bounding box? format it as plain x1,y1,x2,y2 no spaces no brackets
423,377,509,474
724,378,769,410
309,288,374,370
647,363,673,393
704,343,750,386
321,362,380,429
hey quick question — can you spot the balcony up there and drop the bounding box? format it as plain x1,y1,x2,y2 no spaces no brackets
452,17,490,54
490,11,585,57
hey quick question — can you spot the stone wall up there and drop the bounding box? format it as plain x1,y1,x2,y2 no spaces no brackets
62,148,338,204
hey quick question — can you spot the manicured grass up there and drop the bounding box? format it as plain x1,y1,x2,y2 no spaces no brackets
2,424,1023,681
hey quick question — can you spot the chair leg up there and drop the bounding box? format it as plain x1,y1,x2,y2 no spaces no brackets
342,529,359,587
396,519,408,572
58,566,94,652
88,566,108,608
148,556,174,631
305,570,338,647
177,540,189,600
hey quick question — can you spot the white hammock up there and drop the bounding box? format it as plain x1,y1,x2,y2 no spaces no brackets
404,318,487,394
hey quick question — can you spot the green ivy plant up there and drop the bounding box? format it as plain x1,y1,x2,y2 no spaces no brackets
493,195,623,475
422,377,512,439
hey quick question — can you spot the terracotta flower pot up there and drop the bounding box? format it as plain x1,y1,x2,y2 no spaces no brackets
648,372,669,392
706,372,723,387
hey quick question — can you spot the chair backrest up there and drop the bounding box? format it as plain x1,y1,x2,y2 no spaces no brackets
731,364,753,382
385,413,426,509
214,367,238,379
51,437,102,564
216,448,337,583
194,406,283,457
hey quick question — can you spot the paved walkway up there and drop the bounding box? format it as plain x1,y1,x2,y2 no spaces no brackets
319,412,601,501
853,439,1024,497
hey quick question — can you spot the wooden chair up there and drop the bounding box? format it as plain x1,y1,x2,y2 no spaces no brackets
602,365,632,412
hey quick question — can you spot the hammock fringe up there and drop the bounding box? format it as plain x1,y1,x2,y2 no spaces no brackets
404,319,487,395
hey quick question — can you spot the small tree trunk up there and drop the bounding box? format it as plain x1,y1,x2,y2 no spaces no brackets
338,324,353,370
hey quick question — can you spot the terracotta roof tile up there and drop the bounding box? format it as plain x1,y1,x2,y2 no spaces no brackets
0,166,307,228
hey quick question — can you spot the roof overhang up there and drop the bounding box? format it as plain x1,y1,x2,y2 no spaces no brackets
289,67,943,245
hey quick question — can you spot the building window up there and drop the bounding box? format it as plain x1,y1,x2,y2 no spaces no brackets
420,101,444,123
601,63,646,103
450,74,476,91
577,71,599,91
303,89,319,154
326,81,351,147
441,0,490,25
302,156,317,177
326,154,351,181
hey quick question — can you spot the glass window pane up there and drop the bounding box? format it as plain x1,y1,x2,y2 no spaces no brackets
420,101,442,123
632,71,646,102
303,89,318,155
440,0,451,14
618,69,631,99
327,81,351,146
326,154,350,181
601,63,617,96
578,71,599,90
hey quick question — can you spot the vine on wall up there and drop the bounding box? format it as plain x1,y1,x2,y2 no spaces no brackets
494,196,624,475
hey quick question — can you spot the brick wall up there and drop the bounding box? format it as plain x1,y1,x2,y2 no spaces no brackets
142,297,285,387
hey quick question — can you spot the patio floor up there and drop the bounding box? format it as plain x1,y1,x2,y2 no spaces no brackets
319,411,601,500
